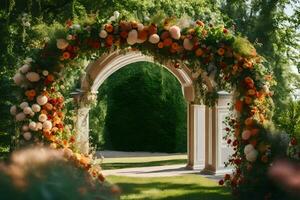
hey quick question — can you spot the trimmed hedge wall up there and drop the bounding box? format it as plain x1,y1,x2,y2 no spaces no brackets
90,62,187,153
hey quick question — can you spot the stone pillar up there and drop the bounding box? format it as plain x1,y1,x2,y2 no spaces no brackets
75,106,90,154
201,91,233,175
186,103,206,170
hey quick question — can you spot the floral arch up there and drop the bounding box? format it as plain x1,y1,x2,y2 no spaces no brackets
10,12,281,197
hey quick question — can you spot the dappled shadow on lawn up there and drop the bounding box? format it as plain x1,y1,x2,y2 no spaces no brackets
109,177,232,200
102,159,187,170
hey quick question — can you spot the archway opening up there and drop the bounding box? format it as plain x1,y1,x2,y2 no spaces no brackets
89,61,187,154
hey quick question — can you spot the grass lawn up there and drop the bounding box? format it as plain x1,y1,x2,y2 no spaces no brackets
101,154,187,170
107,175,232,200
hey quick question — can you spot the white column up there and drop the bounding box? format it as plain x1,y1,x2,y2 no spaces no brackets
75,107,90,154
186,103,206,170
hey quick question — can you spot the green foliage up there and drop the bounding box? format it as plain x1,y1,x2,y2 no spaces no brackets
98,62,187,153
274,99,300,140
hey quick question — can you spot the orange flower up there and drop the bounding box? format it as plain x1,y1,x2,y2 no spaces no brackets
196,20,205,27
248,89,256,96
45,103,53,111
25,89,36,98
171,42,179,51
259,114,265,122
217,48,225,56
244,96,252,104
131,21,138,29
163,38,172,47
195,48,204,57
158,42,164,48
41,109,48,114
120,31,128,39
63,52,70,59
243,60,253,69
47,74,54,82
148,24,157,35
98,173,105,182
245,117,254,126
235,100,243,112
138,30,148,41
105,24,114,33
106,35,114,46
161,31,170,40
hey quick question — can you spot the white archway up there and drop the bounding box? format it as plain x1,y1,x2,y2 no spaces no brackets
74,50,232,174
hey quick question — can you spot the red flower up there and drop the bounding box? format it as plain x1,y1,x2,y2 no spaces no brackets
219,179,224,185
291,137,297,146
66,19,72,27
224,174,231,180
227,139,232,144
233,140,239,146
234,159,241,165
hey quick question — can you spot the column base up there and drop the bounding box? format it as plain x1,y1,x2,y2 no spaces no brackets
200,166,233,175
185,163,205,170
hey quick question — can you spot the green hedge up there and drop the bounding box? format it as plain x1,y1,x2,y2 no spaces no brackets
90,62,187,153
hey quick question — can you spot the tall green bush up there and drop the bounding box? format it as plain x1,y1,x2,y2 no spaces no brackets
94,62,187,153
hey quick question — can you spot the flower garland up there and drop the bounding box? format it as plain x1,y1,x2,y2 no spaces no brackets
10,12,295,196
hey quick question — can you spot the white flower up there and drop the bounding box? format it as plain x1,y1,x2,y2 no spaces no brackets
148,34,160,44
245,149,258,162
13,73,25,86
20,102,29,109
16,113,26,121
66,34,73,40
38,114,48,122
137,23,144,31
22,125,29,132
36,95,48,106
56,39,69,49
183,38,194,50
10,105,17,115
42,70,49,76
99,30,108,38
24,57,33,64
23,132,32,140
262,85,270,94
109,16,116,22
244,144,254,155
36,122,43,130
113,11,120,19
23,106,32,115
29,121,37,131
26,72,40,82
169,25,181,40
43,120,52,131
31,104,41,113
242,130,252,140
29,111,35,117
23,22,31,27
71,24,81,30
127,30,138,45
19,64,30,74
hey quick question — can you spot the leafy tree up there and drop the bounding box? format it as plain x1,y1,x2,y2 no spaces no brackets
219,0,300,121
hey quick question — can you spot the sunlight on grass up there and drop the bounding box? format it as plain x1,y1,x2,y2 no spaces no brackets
102,155,187,170
107,175,232,200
